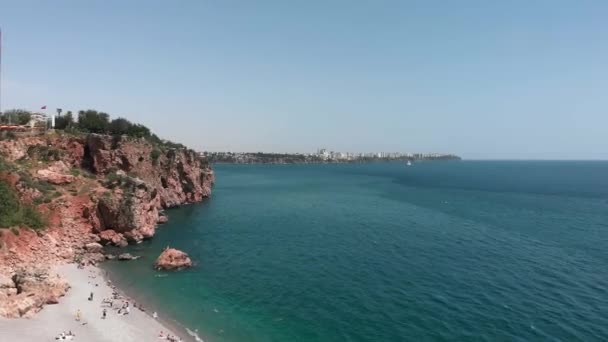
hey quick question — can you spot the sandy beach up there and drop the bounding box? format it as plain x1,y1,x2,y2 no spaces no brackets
0,264,190,342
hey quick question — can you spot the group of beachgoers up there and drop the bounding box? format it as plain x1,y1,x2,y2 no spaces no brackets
58,269,186,341
100,288,136,317
54,331,75,340
159,330,183,341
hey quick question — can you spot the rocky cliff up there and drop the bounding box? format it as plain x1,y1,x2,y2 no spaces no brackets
83,134,213,207
0,133,214,317
0,132,213,316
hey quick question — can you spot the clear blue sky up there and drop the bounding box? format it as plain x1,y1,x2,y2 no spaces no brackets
1,1,607,159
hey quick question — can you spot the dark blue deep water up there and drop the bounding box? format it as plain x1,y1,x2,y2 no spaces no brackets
105,161,608,341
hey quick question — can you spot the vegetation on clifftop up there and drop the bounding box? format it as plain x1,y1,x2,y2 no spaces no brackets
2,108,207,165
0,109,32,125
0,181,46,230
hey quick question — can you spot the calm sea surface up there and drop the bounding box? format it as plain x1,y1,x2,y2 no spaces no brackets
105,161,608,341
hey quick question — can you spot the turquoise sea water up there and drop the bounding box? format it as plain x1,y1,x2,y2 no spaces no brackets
105,161,608,341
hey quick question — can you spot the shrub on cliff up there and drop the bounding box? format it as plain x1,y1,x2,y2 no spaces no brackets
150,149,161,165
0,156,15,172
0,181,46,230
103,171,139,191
27,145,64,162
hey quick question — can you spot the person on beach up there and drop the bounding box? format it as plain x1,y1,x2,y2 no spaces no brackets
153,311,158,319
102,308,107,319
75,309,81,321
88,292,94,301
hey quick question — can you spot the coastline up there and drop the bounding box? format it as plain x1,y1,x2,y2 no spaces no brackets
100,262,203,342
209,159,461,165
0,263,194,342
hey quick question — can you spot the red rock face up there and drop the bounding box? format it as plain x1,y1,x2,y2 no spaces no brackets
94,176,161,244
0,132,214,273
0,134,85,166
154,247,193,270
0,269,70,318
84,134,214,208
0,137,42,161
98,229,128,247
0,132,214,317
36,161,76,185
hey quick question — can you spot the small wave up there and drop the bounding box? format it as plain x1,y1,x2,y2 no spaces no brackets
186,328,204,342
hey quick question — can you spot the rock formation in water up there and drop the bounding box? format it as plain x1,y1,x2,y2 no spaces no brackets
154,247,193,270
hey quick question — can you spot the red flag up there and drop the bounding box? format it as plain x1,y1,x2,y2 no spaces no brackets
41,105,47,110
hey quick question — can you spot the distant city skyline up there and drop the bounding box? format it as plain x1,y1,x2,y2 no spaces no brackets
202,149,459,164
1,1,608,159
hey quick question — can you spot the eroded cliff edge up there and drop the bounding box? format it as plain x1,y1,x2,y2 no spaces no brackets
0,132,213,317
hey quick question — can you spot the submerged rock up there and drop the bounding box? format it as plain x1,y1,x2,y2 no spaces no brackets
154,247,192,270
157,214,168,224
118,253,140,261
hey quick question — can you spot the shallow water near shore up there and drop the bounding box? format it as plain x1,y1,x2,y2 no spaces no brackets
104,161,608,341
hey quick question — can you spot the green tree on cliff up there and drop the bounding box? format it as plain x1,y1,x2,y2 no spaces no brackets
54,111,74,129
126,123,151,138
109,117,132,135
0,109,32,125
77,110,110,133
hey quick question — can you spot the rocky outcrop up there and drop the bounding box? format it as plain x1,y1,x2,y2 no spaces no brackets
83,252,106,265
94,174,160,243
84,242,103,253
0,274,17,297
84,134,214,208
0,135,85,166
98,229,128,247
0,269,69,318
0,138,41,161
154,247,192,270
157,212,168,224
35,161,75,185
83,134,213,242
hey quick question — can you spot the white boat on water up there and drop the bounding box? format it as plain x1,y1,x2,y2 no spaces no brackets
406,160,412,166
